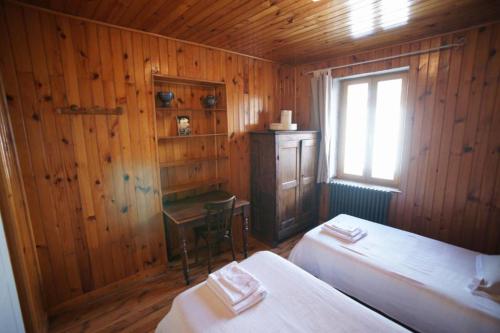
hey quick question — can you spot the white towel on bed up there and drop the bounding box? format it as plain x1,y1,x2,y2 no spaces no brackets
324,218,362,237
207,261,267,314
322,225,367,243
207,262,260,305
207,282,267,314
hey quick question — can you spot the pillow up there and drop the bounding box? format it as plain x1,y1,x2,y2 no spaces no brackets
469,254,500,301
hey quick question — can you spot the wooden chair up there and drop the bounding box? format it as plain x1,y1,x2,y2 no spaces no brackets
193,195,236,273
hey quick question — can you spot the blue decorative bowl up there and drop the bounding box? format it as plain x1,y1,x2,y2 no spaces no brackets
203,95,217,108
157,91,175,107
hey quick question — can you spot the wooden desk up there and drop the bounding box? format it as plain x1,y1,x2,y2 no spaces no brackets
162,191,250,285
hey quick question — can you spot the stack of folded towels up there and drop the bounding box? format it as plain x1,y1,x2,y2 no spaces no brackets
207,262,267,315
322,218,367,243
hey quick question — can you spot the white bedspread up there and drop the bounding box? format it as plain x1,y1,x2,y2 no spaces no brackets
156,251,407,333
289,214,500,333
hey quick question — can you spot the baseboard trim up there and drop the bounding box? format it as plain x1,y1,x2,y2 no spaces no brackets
47,265,167,317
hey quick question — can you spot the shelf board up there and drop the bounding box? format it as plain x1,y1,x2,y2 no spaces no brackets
162,178,228,195
158,133,227,140
156,107,226,112
160,156,228,168
153,74,226,87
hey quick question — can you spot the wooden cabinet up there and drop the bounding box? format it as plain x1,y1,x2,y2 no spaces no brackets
250,131,319,245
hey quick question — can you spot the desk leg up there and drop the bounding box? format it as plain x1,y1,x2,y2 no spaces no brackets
242,206,249,258
178,226,190,285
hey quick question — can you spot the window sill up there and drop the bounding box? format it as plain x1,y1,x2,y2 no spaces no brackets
331,178,401,193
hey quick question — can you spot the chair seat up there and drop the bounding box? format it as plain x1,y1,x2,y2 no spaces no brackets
194,225,230,240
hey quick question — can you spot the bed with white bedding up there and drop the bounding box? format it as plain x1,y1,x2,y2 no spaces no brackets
289,214,500,333
156,251,408,333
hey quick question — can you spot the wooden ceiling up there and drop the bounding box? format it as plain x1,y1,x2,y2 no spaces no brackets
16,0,500,63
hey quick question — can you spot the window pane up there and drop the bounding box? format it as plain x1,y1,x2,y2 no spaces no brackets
344,82,369,176
371,78,403,180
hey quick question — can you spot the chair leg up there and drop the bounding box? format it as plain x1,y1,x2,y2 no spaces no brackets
230,236,236,261
194,233,199,264
207,239,212,274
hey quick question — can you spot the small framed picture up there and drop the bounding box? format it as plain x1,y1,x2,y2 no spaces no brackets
177,115,191,136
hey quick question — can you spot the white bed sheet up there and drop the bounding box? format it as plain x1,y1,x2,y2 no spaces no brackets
156,251,407,333
289,214,500,333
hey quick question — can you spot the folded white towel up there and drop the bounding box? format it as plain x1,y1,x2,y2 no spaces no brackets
324,219,361,236
207,282,267,314
207,262,260,306
324,223,362,237
322,225,367,243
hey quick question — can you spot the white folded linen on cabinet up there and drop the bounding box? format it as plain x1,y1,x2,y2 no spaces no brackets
289,214,500,333
156,251,408,333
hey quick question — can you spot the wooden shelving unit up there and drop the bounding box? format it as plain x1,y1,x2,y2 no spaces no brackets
157,133,227,141
162,178,229,195
156,107,226,112
160,156,228,168
153,74,229,202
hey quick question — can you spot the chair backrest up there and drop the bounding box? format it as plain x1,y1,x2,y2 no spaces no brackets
204,195,236,237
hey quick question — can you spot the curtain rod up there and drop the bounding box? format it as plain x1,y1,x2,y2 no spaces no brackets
306,43,464,75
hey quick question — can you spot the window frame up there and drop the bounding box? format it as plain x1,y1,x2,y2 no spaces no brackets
337,71,408,187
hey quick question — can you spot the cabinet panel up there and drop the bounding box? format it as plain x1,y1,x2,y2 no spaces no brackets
278,140,300,231
250,135,276,242
300,139,318,223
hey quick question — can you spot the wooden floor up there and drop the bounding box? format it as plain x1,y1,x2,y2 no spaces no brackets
48,235,303,333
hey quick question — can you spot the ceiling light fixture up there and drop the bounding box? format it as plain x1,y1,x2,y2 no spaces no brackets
381,0,409,29
348,0,374,38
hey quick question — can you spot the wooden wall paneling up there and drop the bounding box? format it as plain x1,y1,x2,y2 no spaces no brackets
410,37,442,233
2,1,282,311
40,11,95,294
3,6,59,306
26,8,87,297
99,25,127,278
7,4,76,304
453,26,494,248
400,40,430,232
71,17,114,288
283,23,500,254
60,15,109,293
473,31,500,252
429,33,466,241
485,83,500,252
441,28,479,245
0,8,47,331
421,36,452,238
110,27,143,276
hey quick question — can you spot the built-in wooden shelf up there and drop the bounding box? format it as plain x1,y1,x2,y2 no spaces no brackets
160,156,228,168
154,74,228,204
162,178,228,195
158,133,227,141
156,107,226,112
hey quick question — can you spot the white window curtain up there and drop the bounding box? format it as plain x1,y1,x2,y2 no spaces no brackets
310,71,340,183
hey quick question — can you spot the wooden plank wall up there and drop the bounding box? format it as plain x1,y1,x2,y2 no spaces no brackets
0,2,281,310
283,22,500,254
0,70,47,331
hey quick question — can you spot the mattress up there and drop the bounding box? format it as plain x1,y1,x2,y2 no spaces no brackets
156,251,407,333
289,214,500,333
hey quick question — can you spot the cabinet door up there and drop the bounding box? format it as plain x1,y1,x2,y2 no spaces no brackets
299,139,318,223
277,139,300,231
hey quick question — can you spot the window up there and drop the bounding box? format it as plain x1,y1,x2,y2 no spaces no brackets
338,71,408,187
